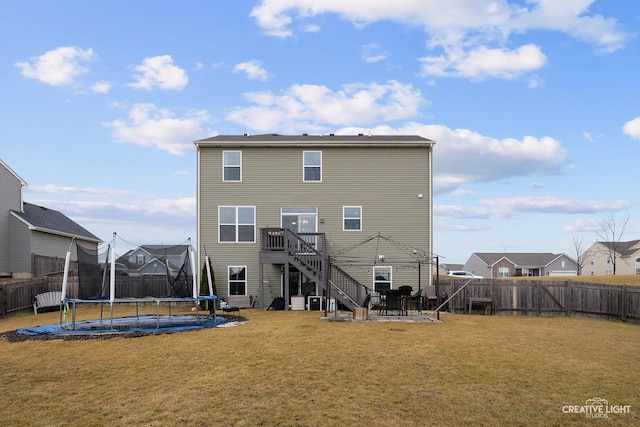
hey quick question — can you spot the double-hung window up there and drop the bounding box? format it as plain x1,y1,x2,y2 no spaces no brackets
303,151,322,182
223,151,241,182
219,206,255,242
373,266,392,291
343,206,362,231
228,266,247,295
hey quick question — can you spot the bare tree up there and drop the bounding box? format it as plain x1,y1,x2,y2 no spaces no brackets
572,234,586,275
595,213,631,275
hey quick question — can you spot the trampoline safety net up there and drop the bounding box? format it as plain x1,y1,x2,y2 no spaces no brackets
75,243,193,300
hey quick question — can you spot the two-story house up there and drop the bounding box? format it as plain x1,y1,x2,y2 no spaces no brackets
194,134,435,310
1,159,101,278
116,244,193,277
582,240,640,275
463,252,578,278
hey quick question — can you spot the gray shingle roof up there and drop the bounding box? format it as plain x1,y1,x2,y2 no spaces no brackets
195,133,434,147
598,240,640,257
11,202,101,242
474,252,563,267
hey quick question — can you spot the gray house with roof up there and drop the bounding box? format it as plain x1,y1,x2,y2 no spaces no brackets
116,244,193,276
1,159,101,278
463,252,578,278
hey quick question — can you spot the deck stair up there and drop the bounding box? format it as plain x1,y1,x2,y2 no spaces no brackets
260,228,368,310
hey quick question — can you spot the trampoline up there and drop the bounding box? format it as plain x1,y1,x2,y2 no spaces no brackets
33,234,225,336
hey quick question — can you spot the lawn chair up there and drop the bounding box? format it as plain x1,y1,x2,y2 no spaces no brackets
426,286,437,309
406,288,424,314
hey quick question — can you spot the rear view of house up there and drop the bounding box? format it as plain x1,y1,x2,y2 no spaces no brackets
194,134,435,310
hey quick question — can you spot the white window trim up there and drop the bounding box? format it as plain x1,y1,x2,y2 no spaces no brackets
303,150,322,182
223,150,242,182
373,265,392,291
343,206,362,231
218,206,256,243
228,265,247,296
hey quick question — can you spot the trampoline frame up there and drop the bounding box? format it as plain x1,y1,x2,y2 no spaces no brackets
60,296,218,330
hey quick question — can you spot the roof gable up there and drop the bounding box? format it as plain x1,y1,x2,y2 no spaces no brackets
597,240,640,257
0,159,27,187
11,202,101,242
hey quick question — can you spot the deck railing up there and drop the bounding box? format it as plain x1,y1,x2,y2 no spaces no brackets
260,228,367,309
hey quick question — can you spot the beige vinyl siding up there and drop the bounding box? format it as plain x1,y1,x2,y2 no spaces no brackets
198,141,432,298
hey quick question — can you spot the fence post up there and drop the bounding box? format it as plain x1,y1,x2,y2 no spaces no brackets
0,285,5,318
565,281,572,317
621,285,628,322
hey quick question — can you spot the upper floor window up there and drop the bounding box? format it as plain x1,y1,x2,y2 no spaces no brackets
343,206,362,231
219,206,255,242
606,256,611,264
228,266,247,295
223,151,242,182
136,254,145,265
303,151,322,182
590,258,594,265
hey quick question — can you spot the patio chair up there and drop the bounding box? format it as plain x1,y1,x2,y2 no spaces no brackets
406,288,424,314
426,286,437,309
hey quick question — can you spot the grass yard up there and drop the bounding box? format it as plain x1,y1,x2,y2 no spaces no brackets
1,305,639,426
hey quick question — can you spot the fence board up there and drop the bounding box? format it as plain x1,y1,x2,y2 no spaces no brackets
436,278,640,323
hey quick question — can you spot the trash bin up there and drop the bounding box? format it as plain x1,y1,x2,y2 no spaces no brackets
291,295,305,310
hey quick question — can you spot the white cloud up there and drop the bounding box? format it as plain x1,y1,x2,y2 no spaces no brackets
129,55,188,90
362,43,388,63
562,217,601,232
435,196,633,222
28,184,136,198
91,81,112,94
234,60,269,81
103,103,210,155
420,44,547,80
14,46,95,86
250,0,629,80
480,196,633,214
29,197,197,246
341,122,567,194
622,116,640,139
226,80,424,133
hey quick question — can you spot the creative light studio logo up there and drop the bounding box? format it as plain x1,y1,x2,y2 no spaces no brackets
562,397,631,419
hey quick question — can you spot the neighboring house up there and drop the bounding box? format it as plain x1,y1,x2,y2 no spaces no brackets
116,245,193,277
463,253,578,278
1,159,101,278
581,240,640,276
194,134,435,310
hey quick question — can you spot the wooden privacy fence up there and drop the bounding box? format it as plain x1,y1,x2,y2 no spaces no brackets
1,273,195,318
32,254,77,278
0,277,50,318
440,279,640,323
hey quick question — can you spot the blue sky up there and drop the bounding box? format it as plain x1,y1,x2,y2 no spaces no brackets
2,0,639,263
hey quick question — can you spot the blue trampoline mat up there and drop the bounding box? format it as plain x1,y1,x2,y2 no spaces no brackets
18,314,228,335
